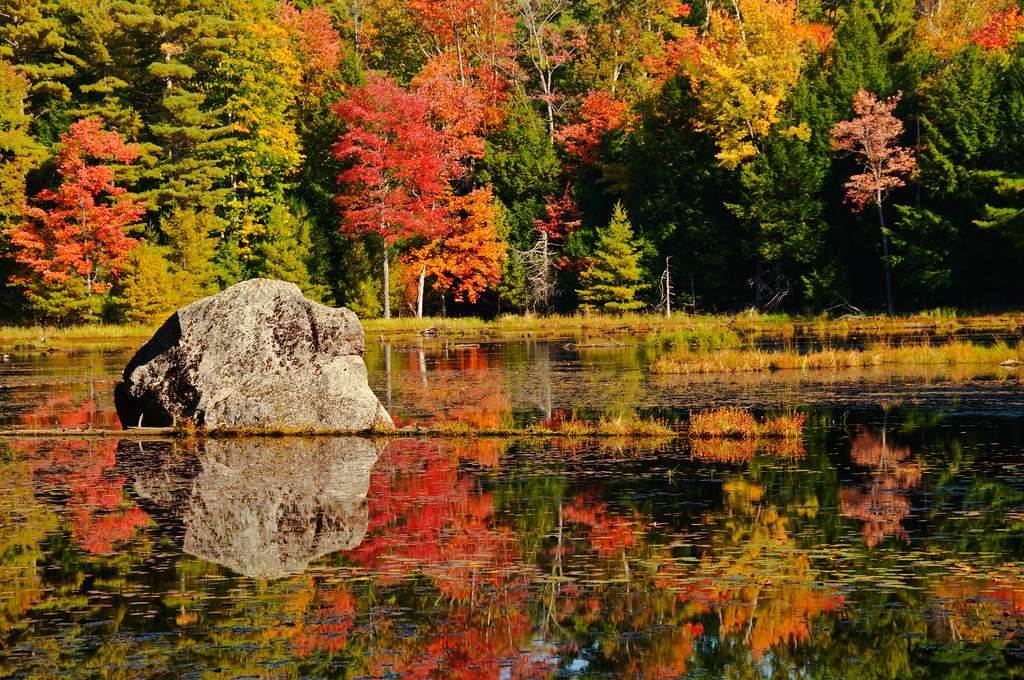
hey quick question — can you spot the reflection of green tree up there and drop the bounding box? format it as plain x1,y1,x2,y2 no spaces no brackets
0,453,58,648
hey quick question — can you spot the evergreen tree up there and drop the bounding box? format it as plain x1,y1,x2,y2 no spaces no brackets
0,0,76,115
0,60,45,236
828,0,901,114
131,0,236,212
160,207,220,302
577,202,647,312
213,17,304,277
113,242,182,323
477,93,560,249
727,69,833,309
625,75,742,309
253,204,325,301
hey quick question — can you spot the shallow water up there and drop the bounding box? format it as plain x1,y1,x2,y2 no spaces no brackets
1,339,1023,677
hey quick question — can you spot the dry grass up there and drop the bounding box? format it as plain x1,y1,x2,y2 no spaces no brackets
4,310,1022,347
687,408,806,440
652,340,1024,374
429,414,676,438
364,310,1024,340
0,323,158,350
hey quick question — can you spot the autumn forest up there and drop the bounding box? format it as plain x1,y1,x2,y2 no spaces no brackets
2,0,1024,323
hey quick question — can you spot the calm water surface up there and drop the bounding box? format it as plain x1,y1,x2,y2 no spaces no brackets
1,338,1023,677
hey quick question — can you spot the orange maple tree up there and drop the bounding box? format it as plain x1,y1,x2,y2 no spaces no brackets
402,187,505,305
9,117,144,296
276,2,344,95
970,7,1024,50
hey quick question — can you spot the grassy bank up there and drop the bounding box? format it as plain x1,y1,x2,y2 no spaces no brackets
4,310,1023,351
0,323,158,351
363,310,1024,340
651,340,1024,374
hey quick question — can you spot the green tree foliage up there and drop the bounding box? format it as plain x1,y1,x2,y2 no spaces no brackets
113,242,182,323
253,204,325,300
132,0,236,212
160,207,220,302
1,0,1023,321
577,202,647,312
0,60,45,235
0,0,75,112
478,93,561,249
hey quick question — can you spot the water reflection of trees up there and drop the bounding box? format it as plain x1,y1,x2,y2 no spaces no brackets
840,427,922,547
3,431,1024,676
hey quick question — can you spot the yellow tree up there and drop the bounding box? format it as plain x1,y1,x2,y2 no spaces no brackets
689,0,830,168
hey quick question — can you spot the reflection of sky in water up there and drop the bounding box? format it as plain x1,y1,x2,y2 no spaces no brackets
0,338,1023,676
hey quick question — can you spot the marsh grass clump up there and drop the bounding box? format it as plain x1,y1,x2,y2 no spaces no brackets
687,408,805,440
643,326,743,352
653,340,1024,374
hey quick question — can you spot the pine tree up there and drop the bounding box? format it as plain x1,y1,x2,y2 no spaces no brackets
160,207,220,302
131,0,236,212
253,204,326,301
0,0,76,113
577,202,647,312
113,242,182,323
215,19,303,232
0,60,45,236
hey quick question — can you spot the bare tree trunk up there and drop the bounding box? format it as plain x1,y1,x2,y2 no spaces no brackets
416,264,425,319
876,197,894,316
382,246,391,320
665,257,672,318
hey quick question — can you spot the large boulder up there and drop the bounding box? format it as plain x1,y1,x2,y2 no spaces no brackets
121,437,378,579
115,278,393,432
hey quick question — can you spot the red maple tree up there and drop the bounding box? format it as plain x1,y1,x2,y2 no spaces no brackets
556,90,631,164
970,7,1024,49
830,90,916,315
334,75,454,318
9,117,144,297
276,2,344,95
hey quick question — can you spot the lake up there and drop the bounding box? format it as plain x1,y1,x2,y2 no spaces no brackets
1,336,1023,677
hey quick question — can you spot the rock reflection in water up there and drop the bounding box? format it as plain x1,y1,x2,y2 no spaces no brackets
120,437,378,579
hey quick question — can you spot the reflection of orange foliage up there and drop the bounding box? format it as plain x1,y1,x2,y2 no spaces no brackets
691,437,756,462
839,482,910,548
841,428,922,547
446,392,512,430
624,622,704,678
350,439,528,597
563,495,643,558
449,438,508,467
659,479,846,660
291,587,356,657
18,388,121,430
400,346,513,429
70,506,149,554
346,440,550,678
690,437,805,463
16,438,150,555
712,577,844,658
930,574,1024,643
